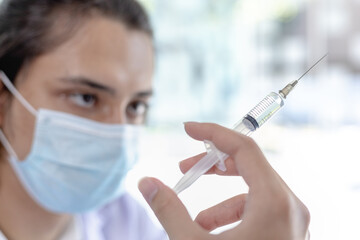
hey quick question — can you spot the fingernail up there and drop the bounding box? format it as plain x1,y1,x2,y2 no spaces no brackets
183,121,198,125
138,177,159,204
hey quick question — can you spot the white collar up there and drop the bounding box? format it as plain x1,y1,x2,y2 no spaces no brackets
0,230,6,240
60,216,83,240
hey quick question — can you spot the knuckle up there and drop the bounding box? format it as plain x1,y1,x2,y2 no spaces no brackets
195,211,213,230
241,134,258,149
234,132,257,148
152,195,173,216
233,133,260,155
272,193,311,226
274,194,293,216
195,210,207,223
269,191,295,220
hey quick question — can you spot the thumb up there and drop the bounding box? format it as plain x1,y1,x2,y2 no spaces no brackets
138,177,198,238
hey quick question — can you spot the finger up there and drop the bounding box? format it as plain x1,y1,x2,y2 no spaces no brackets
138,177,201,238
195,194,248,232
184,122,274,188
179,152,239,176
184,122,243,155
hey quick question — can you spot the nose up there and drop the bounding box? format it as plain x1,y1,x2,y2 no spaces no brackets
113,107,128,124
102,105,128,124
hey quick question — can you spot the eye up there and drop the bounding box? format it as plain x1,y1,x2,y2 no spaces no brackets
69,93,97,109
127,101,149,118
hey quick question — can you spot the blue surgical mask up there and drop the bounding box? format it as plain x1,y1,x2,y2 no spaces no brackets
0,71,140,213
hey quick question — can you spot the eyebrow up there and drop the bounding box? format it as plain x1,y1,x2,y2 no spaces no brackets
59,76,153,98
135,90,153,98
60,76,116,95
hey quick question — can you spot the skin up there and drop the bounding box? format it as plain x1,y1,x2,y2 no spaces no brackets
139,122,311,240
0,15,154,240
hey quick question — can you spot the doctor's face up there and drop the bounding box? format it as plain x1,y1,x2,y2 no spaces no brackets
0,16,154,160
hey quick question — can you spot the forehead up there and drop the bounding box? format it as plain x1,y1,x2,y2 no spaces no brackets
21,16,154,93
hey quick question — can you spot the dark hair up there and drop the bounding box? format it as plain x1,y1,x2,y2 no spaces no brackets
0,0,153,81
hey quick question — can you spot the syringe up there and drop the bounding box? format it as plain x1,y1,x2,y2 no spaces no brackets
173,54,328,194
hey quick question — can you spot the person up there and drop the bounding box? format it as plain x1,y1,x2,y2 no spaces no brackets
0,0,310,239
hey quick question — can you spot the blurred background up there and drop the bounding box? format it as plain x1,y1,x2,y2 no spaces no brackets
124,0,360,239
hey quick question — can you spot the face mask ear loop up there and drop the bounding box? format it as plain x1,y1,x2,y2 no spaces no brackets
0,129,19,160
0,71,37,116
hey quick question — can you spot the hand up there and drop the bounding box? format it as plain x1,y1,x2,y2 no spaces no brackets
138,122,310,240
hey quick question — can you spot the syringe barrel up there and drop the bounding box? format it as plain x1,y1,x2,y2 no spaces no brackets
233,92,285,133
233,117,257,136
176,92,286,194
